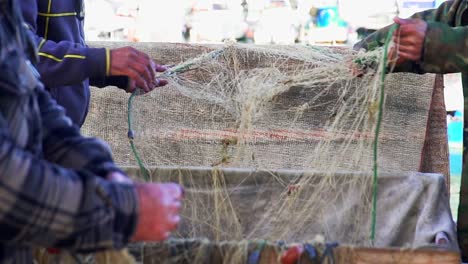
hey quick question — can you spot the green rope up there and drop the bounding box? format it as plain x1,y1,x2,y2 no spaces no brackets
370,24,399,244
127,91,150,180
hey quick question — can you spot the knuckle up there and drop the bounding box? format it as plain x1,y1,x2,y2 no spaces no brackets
129,72,139,79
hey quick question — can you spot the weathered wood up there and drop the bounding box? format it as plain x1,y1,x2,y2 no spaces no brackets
127,240,460,264
335,247,460,264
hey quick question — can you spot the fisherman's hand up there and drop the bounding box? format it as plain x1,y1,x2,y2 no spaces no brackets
389,17,427,66
350,61,365,77
110,47,168,93
132,183,183,241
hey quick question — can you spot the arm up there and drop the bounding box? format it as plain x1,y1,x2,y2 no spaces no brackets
0,135,138,251
21,0,165,92
353,1,466,74
354,1,456,51
20,0,110,88
39,86,124,178
0,93,138,252
421,22,468,73
38,86,182,246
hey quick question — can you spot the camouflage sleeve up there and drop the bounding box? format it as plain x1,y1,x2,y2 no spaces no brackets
421,22,468,73
353,1,464,74
353,1,456,51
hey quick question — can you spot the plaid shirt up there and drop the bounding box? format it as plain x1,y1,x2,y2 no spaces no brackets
0,1,138,262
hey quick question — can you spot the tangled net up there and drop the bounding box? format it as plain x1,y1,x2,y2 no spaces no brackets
38,23,458,262
77,33,450,264
127,43,392,248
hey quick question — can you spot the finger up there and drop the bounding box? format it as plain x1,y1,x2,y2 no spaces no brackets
165,183,184,199
393,16,404,25
170,201,182,210
393,17,417,25
396,28,419,39
387,48,405,66
164,216,179,231
387,47,397,62
151,79,160,90
396,44,418,55
134,48,151,61
396,56,406,66
154,217,175,234
155,79,168,87
388,47,402,64
127,79,137,93
397,23,426,37
391,50,416,65
157,231,170,241
394,37,418,46
127,68,150,92
135,50,156,81
392,26,401,39
129,60,153,88
397,50,419,61
155,64,168,72
171,215,181,225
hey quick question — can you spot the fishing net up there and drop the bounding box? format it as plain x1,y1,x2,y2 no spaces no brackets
77,41,456,263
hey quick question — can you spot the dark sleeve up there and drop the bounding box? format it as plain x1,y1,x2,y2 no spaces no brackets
90,75,130,89
39,85,125,177
20,0,110,88
0,79,137,252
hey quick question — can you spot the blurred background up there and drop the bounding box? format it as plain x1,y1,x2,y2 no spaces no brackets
84,0,462,217
84,0,447,45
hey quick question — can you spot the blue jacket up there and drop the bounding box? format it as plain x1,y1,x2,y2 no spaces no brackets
20,0,128,126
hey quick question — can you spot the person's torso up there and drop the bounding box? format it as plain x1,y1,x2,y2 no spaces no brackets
0,1,45,261
36,0,85,45
35,0,89,126
1,0,43,154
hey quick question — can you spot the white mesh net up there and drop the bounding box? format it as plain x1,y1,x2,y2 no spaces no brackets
79,43,456,263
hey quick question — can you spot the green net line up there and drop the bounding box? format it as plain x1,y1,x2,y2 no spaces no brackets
370,23,399,244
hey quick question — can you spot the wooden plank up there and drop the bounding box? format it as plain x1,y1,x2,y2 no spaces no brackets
128,240,461,264
335,247,460,264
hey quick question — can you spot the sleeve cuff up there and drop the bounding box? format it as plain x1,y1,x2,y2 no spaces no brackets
101,181,139,249
89,76,130,89
86,48,107,78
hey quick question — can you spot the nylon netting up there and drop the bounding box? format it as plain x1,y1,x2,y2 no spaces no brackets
77,43,455,263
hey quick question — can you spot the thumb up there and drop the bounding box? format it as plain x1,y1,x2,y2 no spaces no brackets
393,16,413,25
